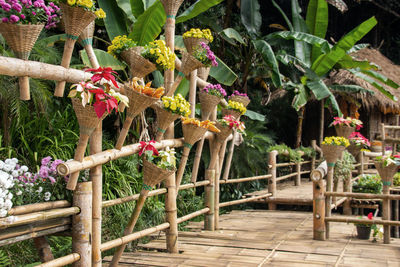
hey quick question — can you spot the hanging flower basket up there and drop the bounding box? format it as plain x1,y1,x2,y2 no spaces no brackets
78,21,95,46
321,144,346,165
230,95,250,107
0,23,44,100
374,161,399,187
347,142,362,158
184,37,209,54
182,123,208,147
221,108,241,120
335,125,355,138
198,91,221,120
197,67,211,81
143,159,175,187
160,0,184,17
121,47,157,78
154,101,181,141
215,122,233,143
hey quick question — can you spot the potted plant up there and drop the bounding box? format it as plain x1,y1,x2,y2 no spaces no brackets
321,136,350,166
348,132,370,158
374,153,400,187
355,212,374,239
182,28,214,54
330,117,363,138
222,100,247,119
353,174,383,194
370,140,383,153
198,83,226,120
0,0,60,100
229,91,250,107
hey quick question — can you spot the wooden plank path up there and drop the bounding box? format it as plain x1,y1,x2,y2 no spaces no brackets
103,210,400,266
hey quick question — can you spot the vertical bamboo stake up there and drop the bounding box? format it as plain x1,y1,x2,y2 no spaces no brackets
214,154,220,230
325,164,334,239
175,147,190,192
268,151,277,210
34,237,54,263
188,70,197,118
383,180,391,244
91,123,102,267
217,140,228,180
358,152,364,175
54,38,77,97
313,178,325,240
165,174,178,252
311,140,317,179
204,169,215,231
295,162,301,186
72,182,92,267
222,133,236,180
343,171,352,216
394,191,399,238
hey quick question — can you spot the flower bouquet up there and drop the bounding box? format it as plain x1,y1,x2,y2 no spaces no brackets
199,83,226,120
321,136,350,166
330,117,363,138
54,0,105,97
67,67,128,190
111,142,176,265
182,28,213,54
222,100,247,119
154,94,190,141
229,91,250,107
115,78,164,149
347,132,370,158
175,117,220,191
374,153,400,186
0,0,60,100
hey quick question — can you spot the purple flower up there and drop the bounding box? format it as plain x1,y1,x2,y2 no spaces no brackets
32,11,36,15
39,166,49,178
12,2,22,12
9,14,19,22
20,14,25,19
2,3,11,11
41,156,52,166
1,17,9,23
48,176,56,184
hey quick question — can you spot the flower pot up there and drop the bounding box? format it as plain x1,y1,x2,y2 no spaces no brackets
183,37,209,54
221,108,241,120
335,125,355,138
198,91,221,120
153,101,181,141
374,161,398,186
197,67,211,81
321,144,346,165
215,122,233,143
230,95,250,107
347,142,362,158
160,0,184,17
180,51,204,76
356,225,371,239
121,47,157,78
143,159,175,187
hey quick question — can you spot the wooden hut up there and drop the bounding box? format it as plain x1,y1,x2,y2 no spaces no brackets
327,48,400,140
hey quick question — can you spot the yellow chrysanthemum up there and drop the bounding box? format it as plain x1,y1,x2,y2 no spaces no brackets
67,0,76,5
95,8,106,18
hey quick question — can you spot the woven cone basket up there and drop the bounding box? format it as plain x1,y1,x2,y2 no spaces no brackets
199,92,221,120
347,142,362,158
197,67,211,81
321,144,346,164
180,51,204,76
78,21,95,45
143,159,175,187
154,102,181,136
182,123,208,146
374,161,398,186
335,125,355,138
222,108,242,120
60,3,96,37
121,47,157,78
183,37,209,54
160,0,184,16
215,122,233,143
230,95,250,107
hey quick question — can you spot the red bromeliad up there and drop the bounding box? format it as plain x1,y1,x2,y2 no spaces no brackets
139,141,159,157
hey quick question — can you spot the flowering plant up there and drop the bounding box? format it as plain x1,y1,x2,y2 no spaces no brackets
107,35,137,58
0,0,60,29
322,136,350,147
349,132,370,148
68,67,129,118
193,42,218,67
331,116,363,130
218,115,246,135
182,28,213,42
142,40,175,71
202,83,226,98
129,77,164,98
63,0,105,18
139,141,176,171
161,94,191,117
181,117,220,133
227,100,247,115
375,153,400,167
229,90,249,99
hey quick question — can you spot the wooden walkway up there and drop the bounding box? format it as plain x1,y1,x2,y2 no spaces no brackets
103,210,400,266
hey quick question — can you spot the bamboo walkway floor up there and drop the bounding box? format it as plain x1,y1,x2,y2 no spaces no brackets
103,210,400,266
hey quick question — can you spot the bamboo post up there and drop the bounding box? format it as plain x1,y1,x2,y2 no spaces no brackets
222,133,236,180
358,152,364,175
109,189,149,267
383,179,391,244
295,161,301,186
91,124,102,267
343,171,352,216
54,38,78,97
165,174,178,253
325,164,334,239
313,178,325,240
393,190,399,238
268,151,278,210
204,169,215,231
217,140,228,180
72,182,92,267
311,140,317,173
188,70,197,118
214,154,220,230
34,237,54,263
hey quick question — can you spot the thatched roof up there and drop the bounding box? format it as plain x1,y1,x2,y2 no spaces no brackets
328,48,400,114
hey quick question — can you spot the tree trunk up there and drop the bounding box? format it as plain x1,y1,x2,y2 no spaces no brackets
296,106,305,148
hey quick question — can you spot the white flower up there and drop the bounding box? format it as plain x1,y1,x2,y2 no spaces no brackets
16,191,22,196
4,159,12,165
44,192,51,201
20,166,28,172
36,187,43,193
0,198,4,208
4,199,12,209
7,192,12,200
0,209,7,218
2,164,12,172
25,172,32,179
0,161,4,169
17,169,24,175
11,170,19,177
11,158,18,164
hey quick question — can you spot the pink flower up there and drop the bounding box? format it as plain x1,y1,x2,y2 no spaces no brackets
367,212,373,220
20,14,25,19
41,156,52,166
1,17,9,23
9,14,19,23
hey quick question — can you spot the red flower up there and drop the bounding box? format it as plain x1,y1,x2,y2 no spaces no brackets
138,141,159,157
367,212,373,220
394,154,400,159
89,89,119,118
85,67,119,88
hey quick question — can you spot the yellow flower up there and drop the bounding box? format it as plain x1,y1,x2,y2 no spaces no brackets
95,8,106,19
67,0,76,5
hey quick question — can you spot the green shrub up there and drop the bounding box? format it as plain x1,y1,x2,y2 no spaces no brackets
334,151,355,183
353,175,383,194
393,172,400,186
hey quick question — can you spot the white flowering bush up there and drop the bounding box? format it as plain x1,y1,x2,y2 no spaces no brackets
0,157,71,218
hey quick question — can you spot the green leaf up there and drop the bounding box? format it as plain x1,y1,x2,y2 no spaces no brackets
36,34,67,47
98,0,129,40
292,84,309,110
306,0,328,62
143,0,157,9
272,0,293,31
329,84,374,94
311,16,377,77
130,0,144,18
80,49,126,70
240,0,261,36
347,43,370,54
328,94,342,116
220,28,245,45
336,54,378,71
129,1,166,45
361,70,400,89
174,77,190,97
176,0,223,24
291,0,311,66
174,35,185,50
306,79,330,100
152,70,164,87
266,31,330,54
209,56,238,86
245,110,265,121
116,0,136,22
253,40,282,88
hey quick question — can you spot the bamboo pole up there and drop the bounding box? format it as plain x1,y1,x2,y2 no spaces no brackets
268,150,278,210
109,189,149,267
90,123,102,267
295,162,301,186
36,253,81,267
175,147,190,194
219,193,272,208
325,164,334,239
34,237,54,263
325,192,400,200
222,133,236,180
165,174,178,253
177,208,210,224
313,178,325,240
343,171,352,215
219,174,272,184
0,207,79,230
204,169,215,231
178,180,209,190
325,216,400,226
188,70,197,118
217,140,228,180
8,201,70,216
72,182,92,267
383,179,391,244
311,140,317,174
214,154,220,230
102,188,167,208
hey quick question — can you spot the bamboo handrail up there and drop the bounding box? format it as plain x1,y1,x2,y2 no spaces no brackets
325,216,400,226
7,201,70,216
178,180,210,190
325,192,400,200
35,253,80,267
219,174,272,184
100,222,170,252
177,208,210,224
219,193,272,208
276,172,298,182
0,207,79,230
331,197,347,209
275,162,296,167
102,188,168,208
